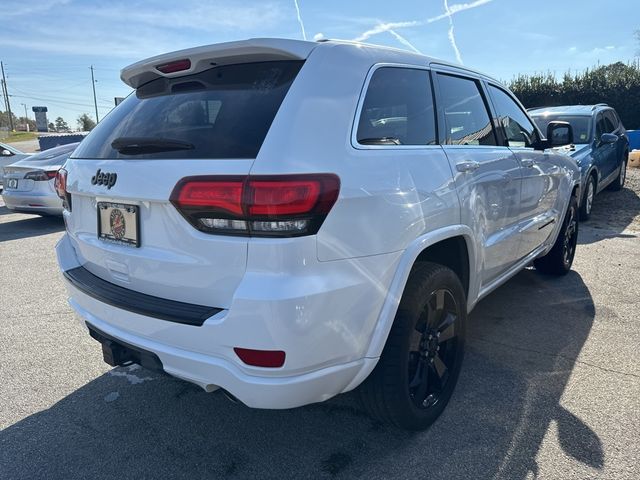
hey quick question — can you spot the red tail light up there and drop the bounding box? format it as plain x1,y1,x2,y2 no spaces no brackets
24,170,58,181
234,348,285,368
54,168,72,211
156,59,191,74
170,174,340,237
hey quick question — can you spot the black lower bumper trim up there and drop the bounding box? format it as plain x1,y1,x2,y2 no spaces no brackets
63,265,222,326
88,323,164,372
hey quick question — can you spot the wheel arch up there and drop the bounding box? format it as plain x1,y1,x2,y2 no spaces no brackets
362,225,476,361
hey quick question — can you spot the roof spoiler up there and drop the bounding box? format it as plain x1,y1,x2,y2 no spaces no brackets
120,38,316,89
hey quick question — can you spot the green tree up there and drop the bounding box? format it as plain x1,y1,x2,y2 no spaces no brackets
509,61,640,129
54,116,70,132
48,122,55,132
77,113,96,131
0,110,17,130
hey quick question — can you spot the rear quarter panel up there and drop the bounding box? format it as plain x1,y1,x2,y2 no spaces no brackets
253,45,460,261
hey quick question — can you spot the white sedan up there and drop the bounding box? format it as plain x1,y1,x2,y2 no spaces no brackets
2,142,78,215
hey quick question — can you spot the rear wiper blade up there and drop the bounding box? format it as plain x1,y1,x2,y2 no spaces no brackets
111,137,195,155
358,137,402,145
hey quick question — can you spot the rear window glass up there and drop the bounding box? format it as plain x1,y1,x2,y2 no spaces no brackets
72,61,303,160
356,67,436,146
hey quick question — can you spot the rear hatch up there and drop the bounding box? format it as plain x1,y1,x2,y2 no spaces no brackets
64,43,310,309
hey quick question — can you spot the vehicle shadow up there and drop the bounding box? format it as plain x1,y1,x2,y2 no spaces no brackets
0,204,14,216
579,182,640,244
0,212,64,242
0,269,598,479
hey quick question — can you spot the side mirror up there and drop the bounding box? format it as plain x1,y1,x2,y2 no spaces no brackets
547,121,574,147
600,133,617,144
1,149,13,157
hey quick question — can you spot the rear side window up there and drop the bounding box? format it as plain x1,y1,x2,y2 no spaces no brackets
437,74,496,146
604,110,618,132
488,85,539,148
595,114,608,138
356,67,436,146
72,61,303,160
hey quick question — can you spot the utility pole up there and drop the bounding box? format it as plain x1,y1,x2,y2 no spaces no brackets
21,103,29,132
1,61,14,131
90,65,99,123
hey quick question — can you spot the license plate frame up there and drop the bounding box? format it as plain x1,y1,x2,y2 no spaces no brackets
7,178,18,189
97,202,140,247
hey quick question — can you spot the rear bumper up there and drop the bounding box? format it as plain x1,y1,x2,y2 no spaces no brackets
2,190,63,215
67,282,373,408
56,233,400,408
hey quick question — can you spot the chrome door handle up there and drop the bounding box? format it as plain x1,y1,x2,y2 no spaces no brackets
521,158,535,168
456,161,481,173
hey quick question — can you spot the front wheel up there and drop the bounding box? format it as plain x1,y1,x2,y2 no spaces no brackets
534,195,579,275
358,262,466,430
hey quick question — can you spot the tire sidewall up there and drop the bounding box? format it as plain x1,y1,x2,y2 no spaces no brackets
391,266,467,428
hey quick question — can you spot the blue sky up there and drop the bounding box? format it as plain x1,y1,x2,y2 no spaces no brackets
2,0,638,127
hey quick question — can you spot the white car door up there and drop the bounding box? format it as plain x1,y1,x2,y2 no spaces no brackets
434,71,523,287
486,84,559,258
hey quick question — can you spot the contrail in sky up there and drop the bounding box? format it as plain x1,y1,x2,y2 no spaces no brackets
353,0,492,58
388,29,421,54
293,0,307,40
444,0,463,64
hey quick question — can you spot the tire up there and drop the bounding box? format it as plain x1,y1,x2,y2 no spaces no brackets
534,195,579,275
579,174,596,221
358,262,466,430
608,152,628,191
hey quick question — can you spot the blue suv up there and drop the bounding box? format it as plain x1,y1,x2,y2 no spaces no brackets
529,104,629,220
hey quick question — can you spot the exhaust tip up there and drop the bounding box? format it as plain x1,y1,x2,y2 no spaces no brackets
221,389,241,404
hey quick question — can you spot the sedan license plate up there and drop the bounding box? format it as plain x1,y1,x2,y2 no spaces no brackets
7,178,18,189
97,202,140,247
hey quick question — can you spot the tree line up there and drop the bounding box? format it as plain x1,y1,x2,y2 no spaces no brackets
509,61,640,129
0,111,96,132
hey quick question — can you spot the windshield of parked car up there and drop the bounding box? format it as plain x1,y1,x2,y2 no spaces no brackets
71,61,303,160
531,114,592,144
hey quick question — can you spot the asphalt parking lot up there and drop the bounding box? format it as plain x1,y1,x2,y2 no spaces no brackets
1,171,639,480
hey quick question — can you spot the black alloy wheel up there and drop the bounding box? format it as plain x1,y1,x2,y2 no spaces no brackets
408,288,460,410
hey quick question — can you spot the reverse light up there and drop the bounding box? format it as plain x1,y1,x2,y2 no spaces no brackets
234,347,286,368
54,168,72,211
170,174,340,237
156,59,191,74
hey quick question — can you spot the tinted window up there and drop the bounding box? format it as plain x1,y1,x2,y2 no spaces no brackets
72,61,303,160
596,114,608,138
604,110,619,130
488,85,538,148
437,74,496,146
357,67,436,146
532,115,592,143
603,111,617,133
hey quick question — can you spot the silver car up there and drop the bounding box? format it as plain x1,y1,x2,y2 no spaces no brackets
1,142,32,187
2,142,78,215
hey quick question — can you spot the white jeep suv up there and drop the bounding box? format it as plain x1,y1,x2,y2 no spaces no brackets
55,38,580,430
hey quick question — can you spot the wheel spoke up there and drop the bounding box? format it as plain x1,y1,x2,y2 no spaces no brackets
409,358,430,405
438,313,456,342
432,354,448,379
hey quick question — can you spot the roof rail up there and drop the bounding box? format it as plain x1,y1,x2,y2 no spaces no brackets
591,103,608,110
